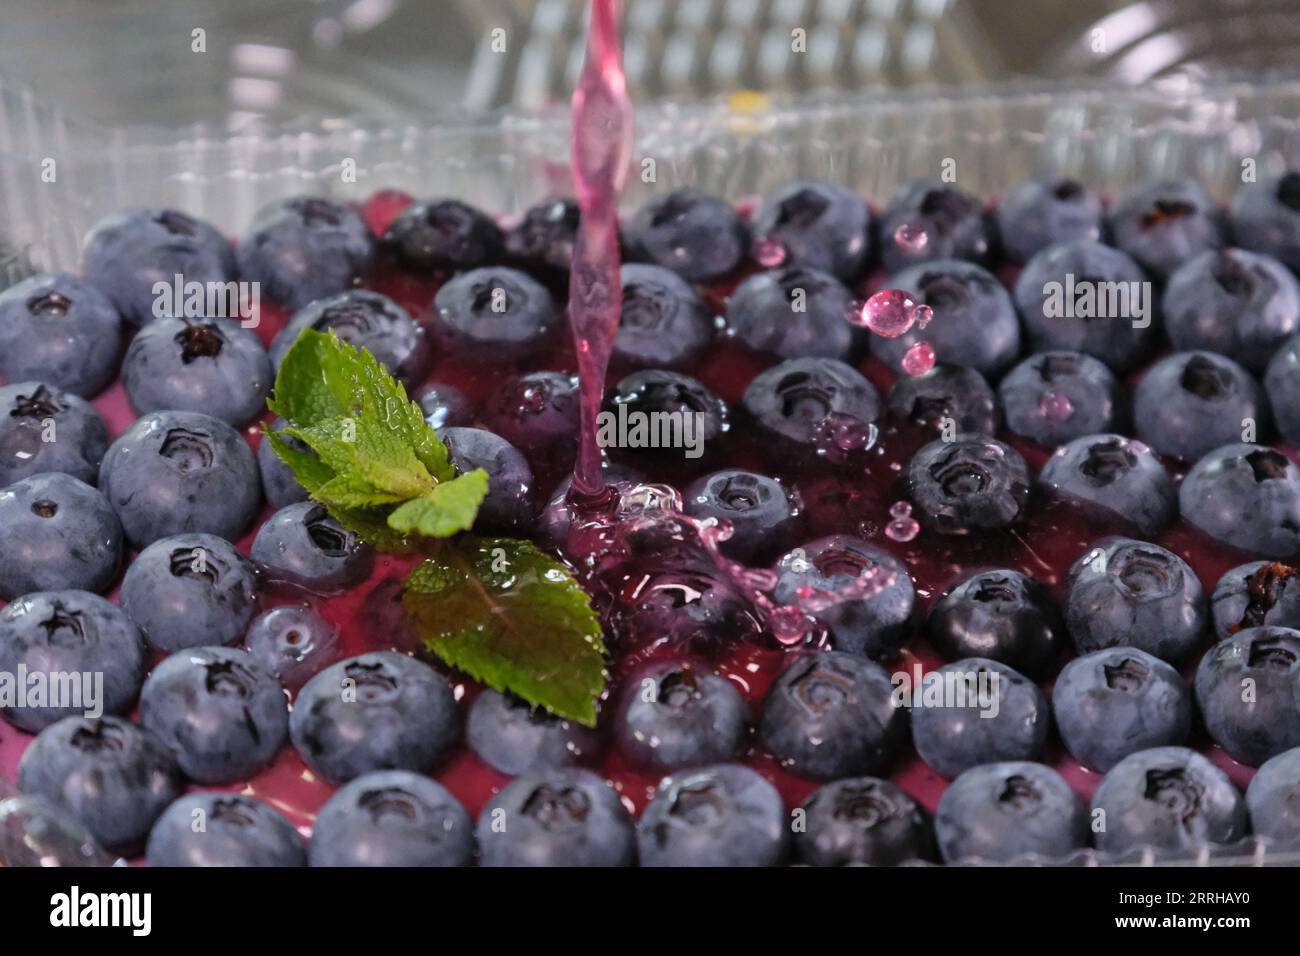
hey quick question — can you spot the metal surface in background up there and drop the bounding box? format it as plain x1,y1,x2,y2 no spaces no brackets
0,0,1299,127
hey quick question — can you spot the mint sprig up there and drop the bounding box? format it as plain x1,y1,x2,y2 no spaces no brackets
265,329,606,723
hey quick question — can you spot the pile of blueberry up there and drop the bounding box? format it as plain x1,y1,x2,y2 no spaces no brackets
2,171,1300,867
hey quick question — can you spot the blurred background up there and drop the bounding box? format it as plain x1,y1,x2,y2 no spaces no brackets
2,0,1299,129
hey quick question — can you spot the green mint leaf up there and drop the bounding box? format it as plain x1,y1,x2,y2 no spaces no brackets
284,419,435,505
388,469,490,538
403,538,607,726
263,428,336,494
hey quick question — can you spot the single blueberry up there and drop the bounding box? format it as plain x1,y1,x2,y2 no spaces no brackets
614,263,712,368
0,382,108,486
147,793,306,866
907,434,1031,534
0,273,122,398
926,569,1063,679
998,351,1121,447
438,426,536,533
1246,746,1300,847
1264,334,1300,446
0,590,145,732
1064,538,1206,664
256,419,312,509
467,689,602,775
751,180,872,280
1210,560,1300,640
120,533,258,653
1134,351,1268,462
290,652,458,783
1052,647,1193,772
742,356,881,450
0,794,119,868
636,763,787,867
605,369,729,464
383,197,505,273
505,197,579,280
625,188,748,281
82,207,237,327
236,196,375,309
995,178,1103,263
18,716,182,853
1195,626,1300,766
481,370,580,460
478,767,635,867
1179,443,1300,558
251,502,375,594
0,473,122,599
416,381,474,430
268,289,428,385
727,266,857,361
309,770,472,867
878,180,994,273
1232,171,1300,273
683,469,798,563
139,646,289,784
1107,178,1226,281
432,265,557,357
98,410,261,547
936,762,1088,863
887,363,999,436
758,651,907,780
794,776,934,866
1039,434,1175,535
244,605,340,691
615,661,747,772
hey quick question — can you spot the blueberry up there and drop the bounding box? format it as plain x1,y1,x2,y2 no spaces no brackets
625,188,748,282
636,763,787,867
1195,626,1300,766
1091,746,1247,855
243,605,340,692
750,180,872,280
0,794,119,868
742,357,881,449
478,768,635,867
309,770,472,867
1180,443,1300,558
1064,538,1206,664
1163,249,1300,373
251,502,375,594
613,263,712,368
383,197,505,273
438,426,536,533
1052,647,1193,772
257,420,311,509
505,197,579,279
911,659,1048,779
1231,171,1300,273
1013,239,1156,372
0,273,122,397
1265,334,1300,446
606,369,728,463
538,462,646,547
0,473,122,599
935,762,1087,863
268,289,428,385
926,570,1063,678
995,178,1103,263
726,266,857,361
236,196,375,309
887,363,999,435
481,371,580,460
1107,178,1226,281
0,382,109,486
1039,434,1175,535
772,536,915,660
759,651,907,780
998,351,1121,447
683,469,797,563
18,716,182,853
416,381,474,430
907,434,1031,534
1134,352,1267,462
432,266,557,357
122,316,272,426
82,207,237,327
290,652,458,783
98,410,261,547
120,533,258,652
467,689,601,775
878,180,993,273
0,590,145,732
871,260,1019,377
146,793,305,867
794,777,934,866
1210,561,1300,640
1246,746,1300,846
615,661,747,772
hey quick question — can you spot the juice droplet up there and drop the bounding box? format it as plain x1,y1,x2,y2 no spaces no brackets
900,341,936,376
769,605,815,645
752,236,787,267
885,501,920,542
893,223,929,252
812,412,878,462
912,303,934,329
853,288,917,337
1038,390,1074,422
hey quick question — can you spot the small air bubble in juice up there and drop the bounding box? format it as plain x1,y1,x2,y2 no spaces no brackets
893,223,929,252
912,303,934,329
885,501,920,542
